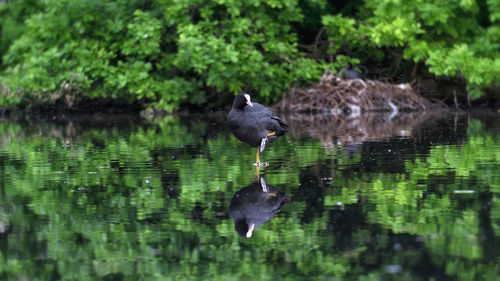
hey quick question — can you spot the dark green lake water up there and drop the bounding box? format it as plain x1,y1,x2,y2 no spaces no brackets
0,111,499,280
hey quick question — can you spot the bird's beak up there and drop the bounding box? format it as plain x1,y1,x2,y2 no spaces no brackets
244,94,253,107
246,223,255,238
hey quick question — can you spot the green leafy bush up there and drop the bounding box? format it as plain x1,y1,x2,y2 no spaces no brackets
0,0,498,110
0,0,329,110
322,0,500,98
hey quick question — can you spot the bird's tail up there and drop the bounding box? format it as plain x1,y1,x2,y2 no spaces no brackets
272,194,291,213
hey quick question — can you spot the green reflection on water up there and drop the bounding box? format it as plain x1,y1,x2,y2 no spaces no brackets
0,113,499,280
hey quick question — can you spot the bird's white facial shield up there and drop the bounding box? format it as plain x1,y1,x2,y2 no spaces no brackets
246,223,255,238
244,94,253,107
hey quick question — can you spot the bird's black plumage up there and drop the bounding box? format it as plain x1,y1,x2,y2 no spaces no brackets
229,178,290,238
342,64,364,80
227,93,287,150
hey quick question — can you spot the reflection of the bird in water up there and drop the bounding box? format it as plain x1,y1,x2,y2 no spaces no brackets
228,177,290,238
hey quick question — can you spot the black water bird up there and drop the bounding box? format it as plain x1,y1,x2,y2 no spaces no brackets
227,93,288,165
342,64,364,80
229,178,290,238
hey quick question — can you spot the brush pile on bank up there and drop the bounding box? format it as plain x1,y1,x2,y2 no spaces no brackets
274,70,446,115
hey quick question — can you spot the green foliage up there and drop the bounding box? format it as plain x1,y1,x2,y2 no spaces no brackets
0,0,328,110
0,0,166,107
0,0,41,61
0,0,498,110
322,0,500,99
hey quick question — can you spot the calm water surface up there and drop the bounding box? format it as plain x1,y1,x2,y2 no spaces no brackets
0,111,499,280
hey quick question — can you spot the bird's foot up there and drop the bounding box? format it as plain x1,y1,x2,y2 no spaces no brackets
253,162,269,167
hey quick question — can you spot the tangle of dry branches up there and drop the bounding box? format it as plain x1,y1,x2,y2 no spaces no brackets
274,70,446,116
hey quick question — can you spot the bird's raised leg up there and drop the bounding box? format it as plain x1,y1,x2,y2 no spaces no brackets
260,177,268,193
259,176,276,196
260,137,268,152
254,138,273,167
